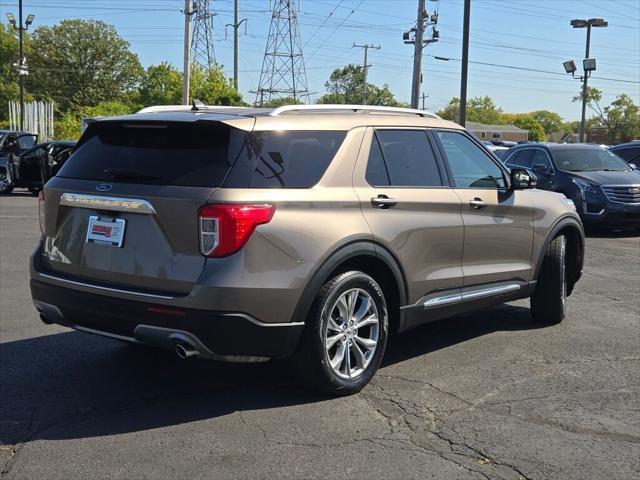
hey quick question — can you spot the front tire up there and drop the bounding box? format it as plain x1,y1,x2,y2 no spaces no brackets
292,270,389,396
0,171,13,194
531,235,567,325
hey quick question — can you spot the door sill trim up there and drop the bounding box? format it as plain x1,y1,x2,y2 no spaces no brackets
401,281,530,311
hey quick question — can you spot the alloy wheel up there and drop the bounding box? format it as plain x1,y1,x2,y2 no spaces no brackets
324,288,380,380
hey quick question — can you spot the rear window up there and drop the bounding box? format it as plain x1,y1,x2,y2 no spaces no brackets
58,122,246,187
224,130,346,188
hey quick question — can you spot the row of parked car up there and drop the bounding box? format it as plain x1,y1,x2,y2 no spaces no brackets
480,139,640,230
0,130,75,194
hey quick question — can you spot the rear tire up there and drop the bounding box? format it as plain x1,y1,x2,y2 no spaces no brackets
531,235,567,325
291,270,389,396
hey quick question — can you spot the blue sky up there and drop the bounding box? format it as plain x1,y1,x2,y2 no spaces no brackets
1,0,639,120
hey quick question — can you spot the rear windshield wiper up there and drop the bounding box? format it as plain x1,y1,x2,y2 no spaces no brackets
104,168,162,181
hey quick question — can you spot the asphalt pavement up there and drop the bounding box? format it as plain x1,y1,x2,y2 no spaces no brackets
1,193,639,480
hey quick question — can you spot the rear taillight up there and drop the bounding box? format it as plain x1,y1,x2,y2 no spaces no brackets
38,191,45,233
198,204,275,257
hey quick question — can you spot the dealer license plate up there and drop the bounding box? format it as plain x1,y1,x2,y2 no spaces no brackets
85,216,126,247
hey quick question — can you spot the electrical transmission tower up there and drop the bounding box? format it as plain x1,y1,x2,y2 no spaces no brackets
253,0,310,106
191,0,216,69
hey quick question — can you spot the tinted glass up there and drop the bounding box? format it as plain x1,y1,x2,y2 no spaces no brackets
436,131,506,188
17,135,36,150
531,149,552,170
553,148,631,172
365,135,390,186
375,130,442,187
225,131,345,188
510,149,534,167
58,122,245,187
612,147,640,162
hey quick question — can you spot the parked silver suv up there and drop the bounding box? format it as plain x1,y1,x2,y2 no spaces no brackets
30,105,585,395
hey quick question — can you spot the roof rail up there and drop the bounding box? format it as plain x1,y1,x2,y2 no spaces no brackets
269,104,441,119
137,105,252,113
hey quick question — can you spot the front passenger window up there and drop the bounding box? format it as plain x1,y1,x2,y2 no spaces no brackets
435,131,506,189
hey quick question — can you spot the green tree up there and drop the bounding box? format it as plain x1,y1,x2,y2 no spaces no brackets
512,116,546,142
262,96,304,108
55,100,138,140
189,64,244,105
530,110,563,134
316,65,405,106
138,62,183,106
437,95,504,124
0,23,20,121
574,87,640,143
26,20,143,113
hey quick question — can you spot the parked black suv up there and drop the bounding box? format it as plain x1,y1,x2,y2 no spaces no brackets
610,141,640,168
504,143,640,230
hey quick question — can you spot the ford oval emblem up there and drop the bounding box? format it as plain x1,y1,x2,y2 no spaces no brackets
96,183,112,192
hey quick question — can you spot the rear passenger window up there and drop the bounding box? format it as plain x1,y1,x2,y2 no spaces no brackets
366,130,443,187
225,131,345,188
509,149,534,168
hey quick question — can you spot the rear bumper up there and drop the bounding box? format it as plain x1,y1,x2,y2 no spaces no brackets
30,279,304,361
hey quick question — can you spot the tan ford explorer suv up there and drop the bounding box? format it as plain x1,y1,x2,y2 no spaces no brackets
30,104,585,395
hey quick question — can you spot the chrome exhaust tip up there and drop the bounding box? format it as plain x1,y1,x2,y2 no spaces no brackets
175,343,199,359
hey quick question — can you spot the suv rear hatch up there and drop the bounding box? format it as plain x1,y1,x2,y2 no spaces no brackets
40,116,252,295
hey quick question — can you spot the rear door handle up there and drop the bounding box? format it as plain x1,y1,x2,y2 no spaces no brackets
371,195,397,209
469,198,487,210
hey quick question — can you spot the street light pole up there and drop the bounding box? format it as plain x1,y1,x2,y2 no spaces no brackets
6,0,34,131
570,18,607,143
18,0,24,131
578,24,592,143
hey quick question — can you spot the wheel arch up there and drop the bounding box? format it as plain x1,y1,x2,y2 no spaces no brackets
291,240,408,334
534,216,585,296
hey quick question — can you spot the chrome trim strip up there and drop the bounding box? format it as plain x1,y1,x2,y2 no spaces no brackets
60,193,157,214
462,283,521,301
423,292,463,308
423,283,521,309
221,312,305,327
37,272,175,300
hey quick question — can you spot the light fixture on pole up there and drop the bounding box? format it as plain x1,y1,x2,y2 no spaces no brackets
6,1,35,132
564,18,608,143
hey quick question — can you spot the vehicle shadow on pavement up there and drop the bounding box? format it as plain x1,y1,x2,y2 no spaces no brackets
0,304,538,444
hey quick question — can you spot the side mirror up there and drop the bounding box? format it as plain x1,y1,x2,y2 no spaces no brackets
532,163,549,175
630,163,637,170
510,168,537,190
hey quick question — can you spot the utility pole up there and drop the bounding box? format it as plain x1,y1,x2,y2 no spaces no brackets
353,43,380,105
420,92,428,110
404,0,438,109
226,0,247,91
459,0,471,126
411,0,425,109
182,0,193,105
6,0,34,131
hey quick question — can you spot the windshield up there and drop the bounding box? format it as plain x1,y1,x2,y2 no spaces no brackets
554,148,631,172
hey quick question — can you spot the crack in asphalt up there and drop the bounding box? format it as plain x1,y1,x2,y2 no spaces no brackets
360,382,531,480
